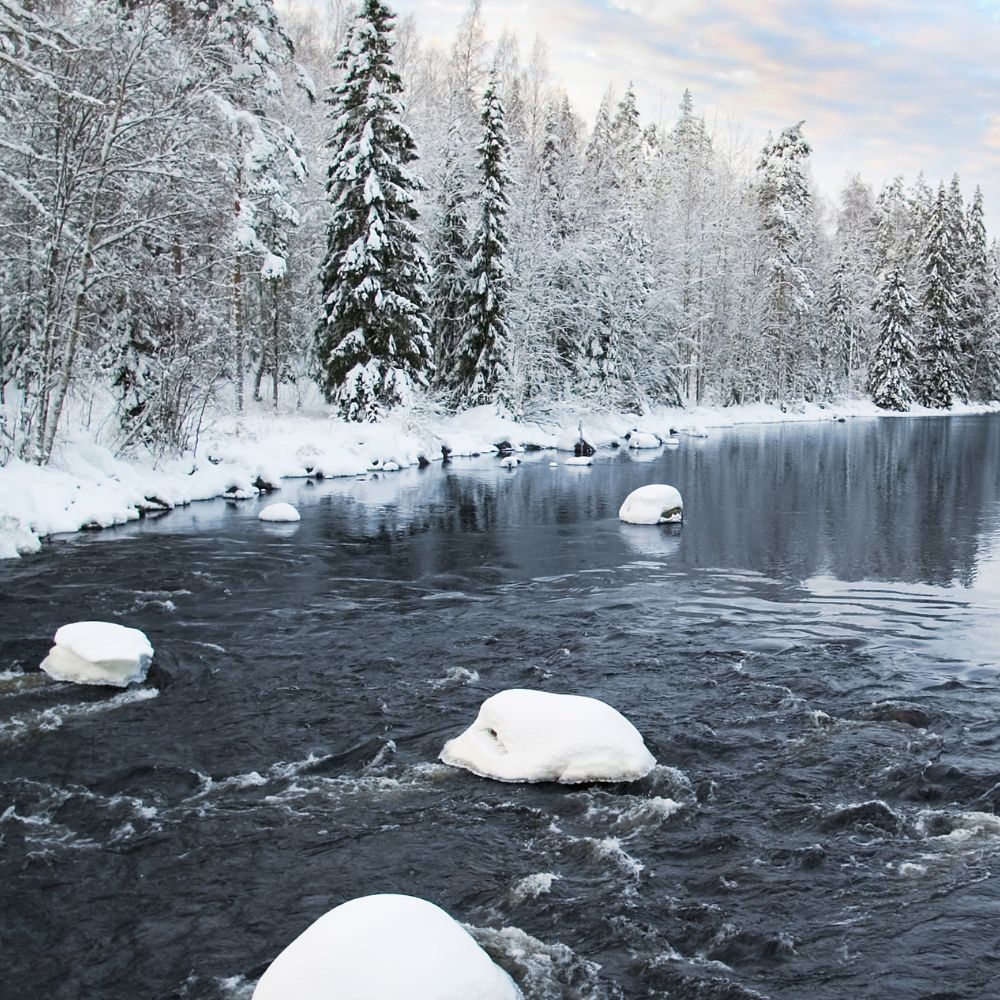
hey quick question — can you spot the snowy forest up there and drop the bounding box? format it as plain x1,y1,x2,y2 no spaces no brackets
2,0,999,466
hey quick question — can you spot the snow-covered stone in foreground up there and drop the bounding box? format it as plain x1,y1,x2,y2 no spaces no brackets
618,485,684,525
252,894,520,1000
440,689,656,784
258,502,301,523
40,621,153,687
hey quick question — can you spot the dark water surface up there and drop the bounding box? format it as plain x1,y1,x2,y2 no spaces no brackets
3,416,1000,999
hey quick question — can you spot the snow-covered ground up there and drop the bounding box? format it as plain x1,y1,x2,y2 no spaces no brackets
1,397,998,559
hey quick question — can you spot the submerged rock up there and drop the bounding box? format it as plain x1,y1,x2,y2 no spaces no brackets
40,621,153,688
252,893,520,1000
440,689,656,784
618,484,684,524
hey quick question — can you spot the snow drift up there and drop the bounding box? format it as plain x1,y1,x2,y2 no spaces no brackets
618,484,684,525
252,893,520,1000
440,689,656,783
40,621,153,687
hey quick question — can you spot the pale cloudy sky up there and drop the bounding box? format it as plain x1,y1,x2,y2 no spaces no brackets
374,0,1000,232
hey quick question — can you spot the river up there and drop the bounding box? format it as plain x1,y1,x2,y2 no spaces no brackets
2,415,1000,999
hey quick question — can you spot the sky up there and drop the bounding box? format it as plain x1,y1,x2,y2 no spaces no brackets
348,0,1000,234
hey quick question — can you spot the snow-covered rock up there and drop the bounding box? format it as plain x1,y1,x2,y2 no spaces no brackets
625,429,661,449
258,502,301,523
40,621,154,687
555,424,595,455
440,689,656,784
252,894,520,1000
500,456,521,469
684,425,709,438
563,456,593,466
618,485,684,525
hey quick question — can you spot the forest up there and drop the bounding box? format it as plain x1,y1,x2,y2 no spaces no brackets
2,0,998,466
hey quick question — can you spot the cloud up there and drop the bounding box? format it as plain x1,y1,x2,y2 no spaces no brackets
332,0,1000,231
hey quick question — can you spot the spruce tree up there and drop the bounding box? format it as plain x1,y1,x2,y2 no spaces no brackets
868,267,917,410
315,0,433,422
962,188,1000,399
455,71,511,408
756,122,815,400
915,182,964,408
429,121,473,376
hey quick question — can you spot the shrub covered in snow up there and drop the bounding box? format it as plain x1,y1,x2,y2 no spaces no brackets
440,689,656,783
252,893,520,1000
40,621,153,687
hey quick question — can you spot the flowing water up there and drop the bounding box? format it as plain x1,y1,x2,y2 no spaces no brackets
3,415,1000,999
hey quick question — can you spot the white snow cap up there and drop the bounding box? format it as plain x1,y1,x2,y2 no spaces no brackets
627,430,661,449
618,484,684,525
252,893,520,1000
440,689,656,784
258,502,301,523
40,621,153,688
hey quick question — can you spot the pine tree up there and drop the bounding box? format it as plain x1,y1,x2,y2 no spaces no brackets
756,122,815,400
868,267,917,410
315,0,433,422
429,121,473,376
455,71,511,409
915,182,964,408
962,188,1000,399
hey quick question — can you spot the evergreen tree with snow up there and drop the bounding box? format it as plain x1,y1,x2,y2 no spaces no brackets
315,0,433,422
429,121,474,375
915,182,964,408
454,71,511,409
756,122,815,401
961,188,1000,399
868,267,917,410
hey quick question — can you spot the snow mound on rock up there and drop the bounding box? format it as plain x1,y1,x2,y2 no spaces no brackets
440,689,656,784
618,484,683,525
626,430,661,449
258,502,301,523
563,456,593,467
252,893,520,1000
40,621,153,688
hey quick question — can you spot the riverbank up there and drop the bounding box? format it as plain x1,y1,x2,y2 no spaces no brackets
2,396,998,559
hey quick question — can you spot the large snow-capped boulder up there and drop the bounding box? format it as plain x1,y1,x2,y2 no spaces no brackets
40,621,153,687
556,425,595,456
258,502,301,523
440,689,656,784
618,484,683,525
252,894,520,1000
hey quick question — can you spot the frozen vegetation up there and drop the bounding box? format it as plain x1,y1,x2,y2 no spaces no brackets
252,893,520,1000
40,622,153,688
440,689,657,783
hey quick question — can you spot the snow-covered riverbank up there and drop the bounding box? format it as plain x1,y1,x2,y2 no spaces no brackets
2,398,998,559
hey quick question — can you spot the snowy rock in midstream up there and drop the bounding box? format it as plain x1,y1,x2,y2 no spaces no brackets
500,456,521,469
563,456,593,467
252,894,521,1000
439,689,656,784
39,621,153,688
618,484,684,525
624,429,661,449
258,502,301,523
